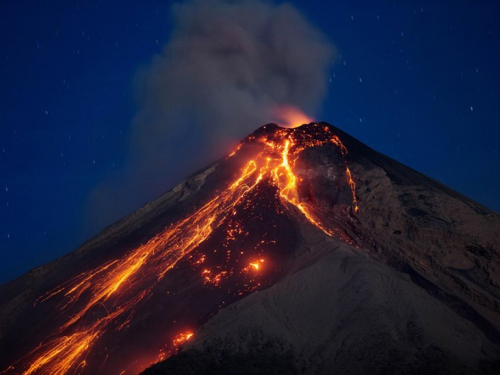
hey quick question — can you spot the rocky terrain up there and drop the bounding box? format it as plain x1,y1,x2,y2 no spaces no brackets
145,123,500,374
1,123,499,374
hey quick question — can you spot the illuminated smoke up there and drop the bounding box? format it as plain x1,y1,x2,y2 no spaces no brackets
88,0,334,232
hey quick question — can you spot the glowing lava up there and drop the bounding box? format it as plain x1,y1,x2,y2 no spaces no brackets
155,331,194,365
4,123,358,375
249,262,261,270
243,259,265,272
172,332,194,347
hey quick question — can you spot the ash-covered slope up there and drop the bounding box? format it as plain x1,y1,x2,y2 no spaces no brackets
149,243,499,375
1,123,499,375
143,123,500,375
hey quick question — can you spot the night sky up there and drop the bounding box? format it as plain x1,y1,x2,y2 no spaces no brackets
1,0,499,284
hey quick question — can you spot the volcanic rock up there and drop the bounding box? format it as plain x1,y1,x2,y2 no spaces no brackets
1,123,499,375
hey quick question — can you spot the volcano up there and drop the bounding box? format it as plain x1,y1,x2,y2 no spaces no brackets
1,123,499,375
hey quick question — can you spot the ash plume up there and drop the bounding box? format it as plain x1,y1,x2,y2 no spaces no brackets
88,0,334,232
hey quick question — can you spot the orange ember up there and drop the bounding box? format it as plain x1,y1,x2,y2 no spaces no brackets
245,259,264,272
156,331,194,363
172,332,194,347
273,105,314,128
6,123,358,375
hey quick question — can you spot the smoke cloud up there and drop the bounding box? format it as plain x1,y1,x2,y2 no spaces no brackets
88,0,334,232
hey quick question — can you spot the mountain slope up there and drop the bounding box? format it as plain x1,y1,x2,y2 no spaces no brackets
143,123,500,374
148,241,499,374
1,123,499,375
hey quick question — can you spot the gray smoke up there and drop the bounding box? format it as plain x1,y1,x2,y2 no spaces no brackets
87,0,334,231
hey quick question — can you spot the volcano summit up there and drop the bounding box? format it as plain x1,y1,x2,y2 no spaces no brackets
1,123,499,374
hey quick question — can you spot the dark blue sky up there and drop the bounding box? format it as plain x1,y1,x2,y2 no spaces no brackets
1,0,499,283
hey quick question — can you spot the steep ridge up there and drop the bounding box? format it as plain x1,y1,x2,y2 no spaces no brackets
0,123,358,374
1,123,499,374
144,123,500,374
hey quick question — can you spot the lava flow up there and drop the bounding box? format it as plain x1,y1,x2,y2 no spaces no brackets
3,122,358,375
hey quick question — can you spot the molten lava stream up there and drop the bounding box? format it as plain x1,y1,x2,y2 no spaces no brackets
6,124,358,375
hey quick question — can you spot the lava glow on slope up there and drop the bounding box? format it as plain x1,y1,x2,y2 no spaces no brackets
156,331,194,363
3,123,358,375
